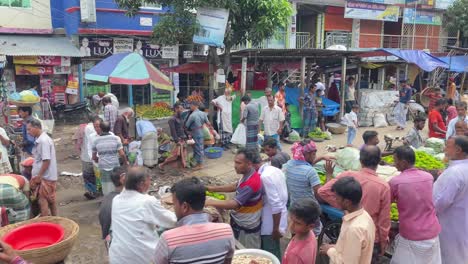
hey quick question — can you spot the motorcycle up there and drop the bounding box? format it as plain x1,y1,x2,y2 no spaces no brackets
52,101,91,124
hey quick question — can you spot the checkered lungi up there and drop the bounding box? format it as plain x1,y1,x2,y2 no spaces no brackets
246,124,258,150
0,161,13,174
0,184,30,224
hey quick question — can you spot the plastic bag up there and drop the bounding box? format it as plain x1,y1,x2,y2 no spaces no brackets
417,147,436,156
373,113,388,128
231,124,246,145
202,125,211,141
425,138,445,154
287,130,301,142
336,147,361,171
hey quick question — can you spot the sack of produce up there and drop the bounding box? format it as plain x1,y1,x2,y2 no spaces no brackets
231,124,247,145
373,113,388,128
287,130,301,142
435,153,445,161
202,125,211,141
417,147,436,156
425,138,445,154
336,147,361,171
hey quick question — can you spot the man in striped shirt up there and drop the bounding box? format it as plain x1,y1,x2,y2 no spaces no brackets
155,177,235,264
206,148,263,248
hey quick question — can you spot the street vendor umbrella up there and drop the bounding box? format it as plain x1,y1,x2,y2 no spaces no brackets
85,52,173,106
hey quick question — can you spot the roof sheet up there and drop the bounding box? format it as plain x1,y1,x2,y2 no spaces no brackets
0,35,81,57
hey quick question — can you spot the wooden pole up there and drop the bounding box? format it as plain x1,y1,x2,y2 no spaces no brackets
267,65,273,88
209,62,214,124
340,57,347,119
241,57,247,95
300,57,307,119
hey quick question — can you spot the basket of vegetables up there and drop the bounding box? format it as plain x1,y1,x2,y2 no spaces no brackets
204,147,223,159
382,150,445,171
136,104,173,120
308,128,330,142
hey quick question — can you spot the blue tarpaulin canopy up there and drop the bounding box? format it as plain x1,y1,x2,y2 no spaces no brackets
359,48,448,72
438,56,468,72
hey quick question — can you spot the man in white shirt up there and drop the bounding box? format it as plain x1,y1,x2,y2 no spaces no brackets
446,101,468,139
252,88,277,111
212,89,236,149
259,96,285,150
0,127,12,174
255,159,288,260
109,167,177,264
316,79,326,96
28,119,58,217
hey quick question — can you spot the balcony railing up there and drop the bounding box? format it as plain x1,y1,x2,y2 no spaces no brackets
361,33,457,52
231,32,315,51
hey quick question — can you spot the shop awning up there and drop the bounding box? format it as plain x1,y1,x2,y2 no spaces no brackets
358,48,448,72
438,56,468,72
0,35,82,57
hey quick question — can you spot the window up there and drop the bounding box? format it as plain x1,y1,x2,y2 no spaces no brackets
140,1,162,10
0,0,31,7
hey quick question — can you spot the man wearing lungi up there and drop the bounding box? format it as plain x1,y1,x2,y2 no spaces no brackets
28,118,58,217
136,119,159,167
241,96,260,150
185,101,211,171
394,79,413,130
212,88,235,150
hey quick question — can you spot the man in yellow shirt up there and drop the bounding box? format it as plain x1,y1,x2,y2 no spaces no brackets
447,77,456,100
319,176,375,264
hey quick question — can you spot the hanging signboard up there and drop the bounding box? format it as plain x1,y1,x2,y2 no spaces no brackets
13,56,71,66
15,65,71,75
80,37,164,59
435,0,455,9
113,38,134,54
80,0,96,23
193,7,229,48
403,8,442,25
344,1,399,21
162,46,179,59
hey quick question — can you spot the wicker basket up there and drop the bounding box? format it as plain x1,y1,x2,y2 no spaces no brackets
0,216,79,264
326,123,347,134
420,87,440,108
8,98,40,107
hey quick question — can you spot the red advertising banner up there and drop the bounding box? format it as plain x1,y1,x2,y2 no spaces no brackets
13,56,71,66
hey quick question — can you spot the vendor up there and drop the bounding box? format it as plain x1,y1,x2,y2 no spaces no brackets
428,99,447,139
404,115,426,149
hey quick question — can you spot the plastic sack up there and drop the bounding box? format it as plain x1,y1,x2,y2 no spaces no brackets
425,138,445,154
19,90,38,102
287,130,301,142
417,147,436,156
373,113,388,128
336,147,361,171
9,92,21,101
435,153,445,161
128,141,141,153
202,125,211,141
231,123,247,145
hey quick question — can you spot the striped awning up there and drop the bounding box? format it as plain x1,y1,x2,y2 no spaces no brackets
0,35,82,57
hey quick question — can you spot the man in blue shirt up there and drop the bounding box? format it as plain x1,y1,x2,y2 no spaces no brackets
185,101,210,171
136,119,157,139
395,79,412,130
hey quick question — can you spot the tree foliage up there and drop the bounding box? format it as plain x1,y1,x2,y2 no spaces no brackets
115,0,292,49
445,0,468,36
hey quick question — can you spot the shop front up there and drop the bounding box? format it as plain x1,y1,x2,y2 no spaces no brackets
80,36,176,106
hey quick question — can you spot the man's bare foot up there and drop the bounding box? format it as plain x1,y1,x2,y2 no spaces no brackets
192,164,203,171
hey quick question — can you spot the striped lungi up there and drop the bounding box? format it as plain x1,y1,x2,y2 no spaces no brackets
0,184,30,224
245,124,258,150
141,132,159,167
82,161,96,193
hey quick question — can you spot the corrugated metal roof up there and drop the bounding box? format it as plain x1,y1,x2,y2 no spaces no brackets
0,35,82,57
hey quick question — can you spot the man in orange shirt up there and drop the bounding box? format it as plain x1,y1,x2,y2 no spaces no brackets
446,77,456,100
275,82,287,113
318,145,390,261
428,99,447,139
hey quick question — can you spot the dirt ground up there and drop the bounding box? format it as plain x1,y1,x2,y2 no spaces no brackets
53,123,412,263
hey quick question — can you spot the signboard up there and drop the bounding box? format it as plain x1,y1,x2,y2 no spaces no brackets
183,50,193,59
113,38,134,54
162,46,179,59
140,17,153,26
15,65,71,75
13,56,71,66
80,0,96,23
193,7,229,48
345,1,399,21
349,0,404,3
435,0,455,9
134,40,162,59
403,8,442,25
80,37,164,59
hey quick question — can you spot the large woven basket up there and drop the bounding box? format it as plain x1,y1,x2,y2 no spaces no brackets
0,216,79,264
326,123,346,134
8,98,40,107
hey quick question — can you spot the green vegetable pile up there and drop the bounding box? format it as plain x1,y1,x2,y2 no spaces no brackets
288,133,301,141
206,191,226,200
390,203,399,221
207,148,221,153
318,171,327,185
308,128,330,140
382,150,445,170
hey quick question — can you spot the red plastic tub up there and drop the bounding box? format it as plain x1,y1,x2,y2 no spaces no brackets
3,222,64,250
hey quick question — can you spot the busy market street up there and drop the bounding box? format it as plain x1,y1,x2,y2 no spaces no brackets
2,0,468,263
